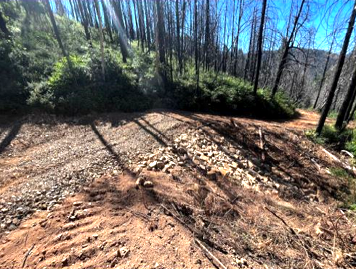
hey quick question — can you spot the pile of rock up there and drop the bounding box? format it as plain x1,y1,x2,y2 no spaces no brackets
131,128,280,193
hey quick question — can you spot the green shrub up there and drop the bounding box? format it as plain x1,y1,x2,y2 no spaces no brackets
306,125,354,150
0,39,28,112
171,71,295,119
28,49,151,115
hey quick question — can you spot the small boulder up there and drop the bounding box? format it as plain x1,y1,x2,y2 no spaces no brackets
143,181,154,188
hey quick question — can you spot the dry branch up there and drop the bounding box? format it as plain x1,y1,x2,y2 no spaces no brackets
22,244,35,268
322,148,356,176
195,238,228,269
259,127,266,161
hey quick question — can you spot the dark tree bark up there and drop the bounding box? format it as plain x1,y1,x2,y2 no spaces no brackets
77,0,91,41
316,1,356,134
94,0,105,80
204,0,210,70
126,1,135,40
271,0,306,97
335,58,356,129
194,0,199,91
102,0,113,43
137,0,146,51
176,0,182,74
112,0,129,63
233,0,243,76
144,0,151,49
253,0,267,95
44,0,71,69
155,0,167,87
244,10,256,81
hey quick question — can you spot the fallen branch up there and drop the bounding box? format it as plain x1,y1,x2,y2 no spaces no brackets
195,238,228,269
322,148,355,176
311,158,321,172
341,150,354,158
22,244,35,268
259,127,266,161
264,207,297,236
160,204,228,254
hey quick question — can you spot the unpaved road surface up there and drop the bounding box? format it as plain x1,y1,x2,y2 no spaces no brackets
0,110,355,269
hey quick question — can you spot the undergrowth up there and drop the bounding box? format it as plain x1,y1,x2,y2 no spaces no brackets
307,126,356,209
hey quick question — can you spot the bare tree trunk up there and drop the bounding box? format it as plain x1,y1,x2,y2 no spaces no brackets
44,0,72,71
233,0,243,77
77,0,91,42
316,1,356,134
176,0,182,74
313,42,333,109
244,11,255,81
335,57,356,129
155,0,166,88
102,0,113,43
112,0,129,63
271,0,306,97
144,0,151,49
204,0,210,70
94,0,105,81
253,0,267,95
194,0,199,91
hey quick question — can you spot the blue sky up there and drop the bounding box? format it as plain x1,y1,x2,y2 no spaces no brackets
53,0,356,53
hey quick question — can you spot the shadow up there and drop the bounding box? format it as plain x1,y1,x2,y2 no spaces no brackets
133,119,168,147
163,111,343,201
0,122,22,154
90,122,135,177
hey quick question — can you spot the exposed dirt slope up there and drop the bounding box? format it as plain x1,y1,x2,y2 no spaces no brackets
0,110,355,269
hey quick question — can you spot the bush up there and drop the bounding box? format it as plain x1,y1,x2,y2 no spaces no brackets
28,48,152,115
306,125,354,152
171,71,295,119
0,39,28,112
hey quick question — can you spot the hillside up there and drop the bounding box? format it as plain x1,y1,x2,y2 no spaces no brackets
1,1,356,268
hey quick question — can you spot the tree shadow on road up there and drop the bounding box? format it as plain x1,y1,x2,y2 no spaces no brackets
0,122,22,155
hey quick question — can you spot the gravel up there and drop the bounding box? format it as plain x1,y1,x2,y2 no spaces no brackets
0,112,185,232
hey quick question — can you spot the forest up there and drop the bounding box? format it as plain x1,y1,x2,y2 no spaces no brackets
1,0,356,268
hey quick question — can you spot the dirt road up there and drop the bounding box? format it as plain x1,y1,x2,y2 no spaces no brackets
0,110,355,269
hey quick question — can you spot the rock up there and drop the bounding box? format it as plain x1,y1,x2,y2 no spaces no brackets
199,155,209,162
73,201,83,207
135,177,145,188
148,161,157,169
218,167,230,177
177,147,186,155
156,162,165,170
118,247,129,258
12,218,19,225
61,257,69,267
207,170,218,181
93,234,99,240
236,257,248,267
133,166,143,175
143,181,154,188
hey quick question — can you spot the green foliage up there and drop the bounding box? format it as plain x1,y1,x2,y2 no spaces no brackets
306,125,354,152
171,71,295,119
329,167,356,210
0,2,295,119
28,49,151,115
0,39,27,111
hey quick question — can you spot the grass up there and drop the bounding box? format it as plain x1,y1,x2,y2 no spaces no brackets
330,167,356,210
